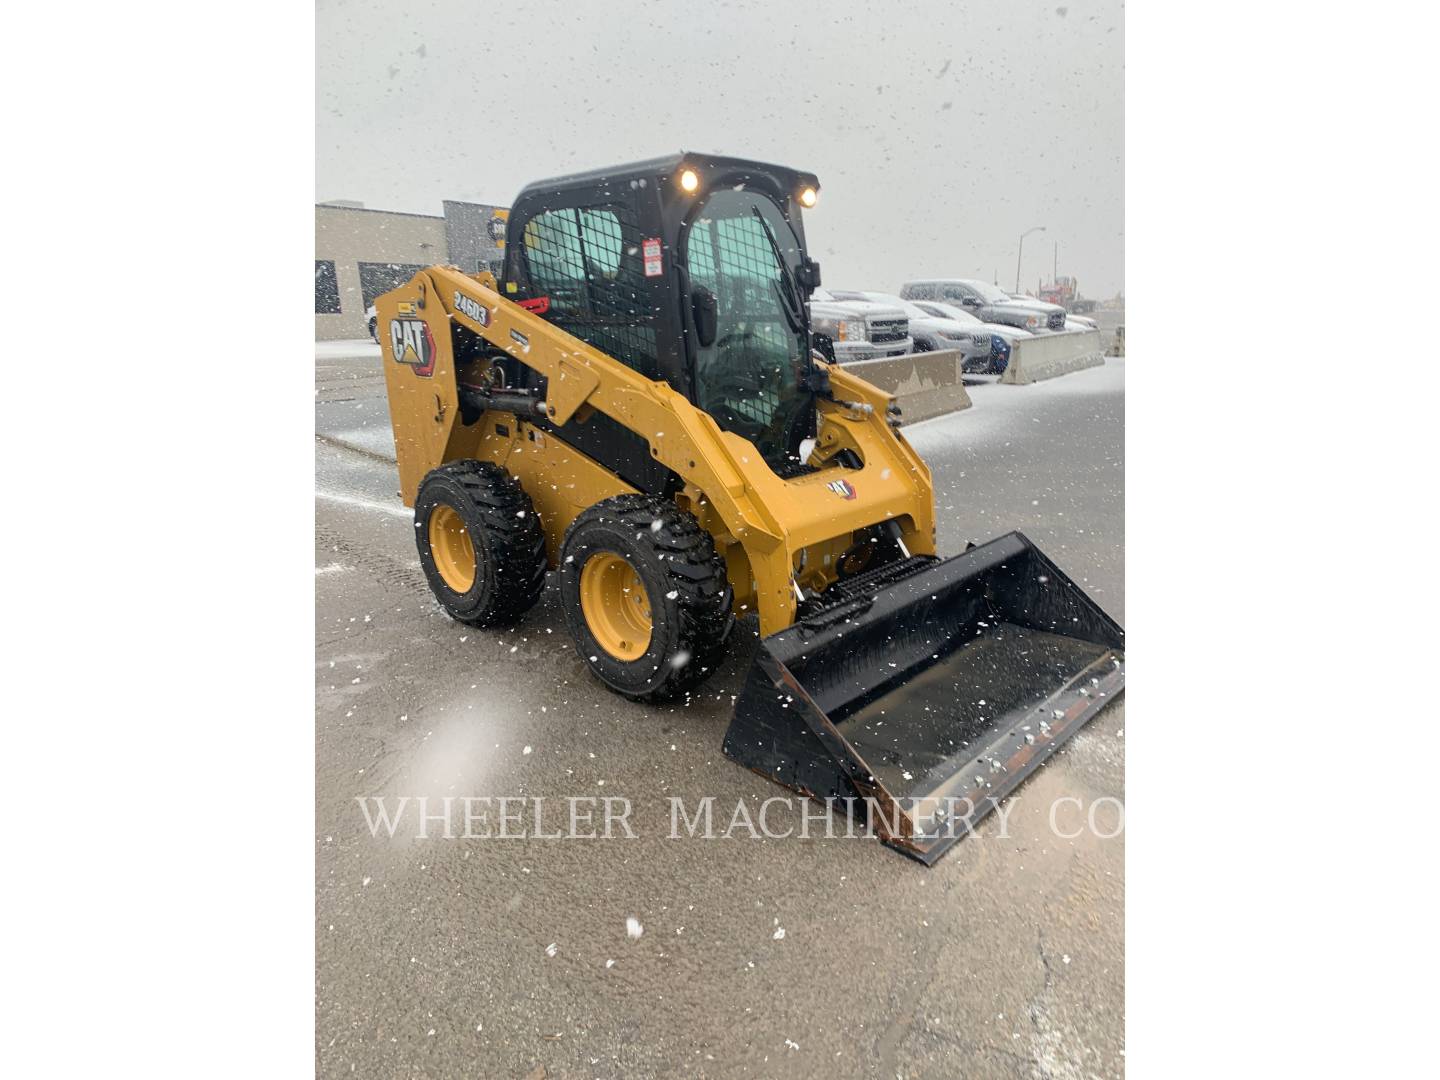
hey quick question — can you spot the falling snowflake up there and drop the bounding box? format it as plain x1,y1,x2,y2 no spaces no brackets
626,916,644,939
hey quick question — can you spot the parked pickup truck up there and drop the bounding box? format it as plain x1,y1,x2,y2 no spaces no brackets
829,290,997,373
807,288,912,362
900,278,1068,333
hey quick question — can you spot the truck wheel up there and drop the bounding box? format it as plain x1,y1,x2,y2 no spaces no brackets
559,495,733,702
414,460,547,627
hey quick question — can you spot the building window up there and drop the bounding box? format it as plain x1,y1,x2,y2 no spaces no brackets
315,261,341,314
358,262,427,309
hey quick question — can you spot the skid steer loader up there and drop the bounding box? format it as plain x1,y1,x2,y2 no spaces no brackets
376,153,1124,863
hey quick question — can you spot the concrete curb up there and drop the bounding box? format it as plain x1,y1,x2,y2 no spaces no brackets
843,349,973,424
1001,329,1106,385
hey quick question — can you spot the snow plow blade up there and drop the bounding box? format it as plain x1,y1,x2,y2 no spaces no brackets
722,532,1124,865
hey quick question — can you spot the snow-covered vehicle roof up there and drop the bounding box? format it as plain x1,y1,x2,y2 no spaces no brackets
808,287,906,319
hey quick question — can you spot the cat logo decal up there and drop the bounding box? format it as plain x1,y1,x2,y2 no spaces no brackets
389,318,436,378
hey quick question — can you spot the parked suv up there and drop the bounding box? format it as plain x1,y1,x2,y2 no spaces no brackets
912,301,1033,375
900,278,1067,333
807,288,912,362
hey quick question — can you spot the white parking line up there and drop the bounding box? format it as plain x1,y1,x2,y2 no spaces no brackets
315,490,412,520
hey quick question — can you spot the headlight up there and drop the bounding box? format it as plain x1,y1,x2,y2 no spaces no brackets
1025,315,1039,328
838,319,866,342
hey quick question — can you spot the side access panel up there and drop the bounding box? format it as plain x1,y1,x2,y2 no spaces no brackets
469,415,639,568
375,279,463,505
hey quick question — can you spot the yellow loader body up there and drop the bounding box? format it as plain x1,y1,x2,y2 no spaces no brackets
379,265,936,635
374,154,1123,863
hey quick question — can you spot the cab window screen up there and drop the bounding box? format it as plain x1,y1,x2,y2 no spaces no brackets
522,206,657,377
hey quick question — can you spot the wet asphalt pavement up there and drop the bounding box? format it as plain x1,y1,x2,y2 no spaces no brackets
316,342,1126,1079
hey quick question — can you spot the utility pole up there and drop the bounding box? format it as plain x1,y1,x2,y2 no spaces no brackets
1053,241,1058,284
1016,226,1046,293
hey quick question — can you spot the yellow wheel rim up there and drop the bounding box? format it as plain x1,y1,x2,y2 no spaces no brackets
428,504,477,593
579,552,652,661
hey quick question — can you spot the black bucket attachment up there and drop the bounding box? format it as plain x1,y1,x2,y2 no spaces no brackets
722,532,1124,864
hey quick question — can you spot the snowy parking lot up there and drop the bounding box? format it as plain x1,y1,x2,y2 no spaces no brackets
315,343,1126,1078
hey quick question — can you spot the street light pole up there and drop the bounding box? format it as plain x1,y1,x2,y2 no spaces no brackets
1015,226,1046,293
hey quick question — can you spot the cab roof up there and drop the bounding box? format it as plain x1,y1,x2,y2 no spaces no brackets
514,152,819,202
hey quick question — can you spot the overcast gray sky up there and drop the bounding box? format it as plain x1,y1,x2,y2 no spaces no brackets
318,0,1123,298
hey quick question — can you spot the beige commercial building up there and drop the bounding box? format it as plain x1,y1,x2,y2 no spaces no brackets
315,199,507,340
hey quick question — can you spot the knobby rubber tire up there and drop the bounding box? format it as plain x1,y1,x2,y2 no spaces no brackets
559,495,733,702
414,460,547,628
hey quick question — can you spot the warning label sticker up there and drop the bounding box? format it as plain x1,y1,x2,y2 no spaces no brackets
643,237,663,278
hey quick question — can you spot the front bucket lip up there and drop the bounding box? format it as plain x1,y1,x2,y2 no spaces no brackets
735,532,1126,866
758,642,1124,866
877,655,1124,865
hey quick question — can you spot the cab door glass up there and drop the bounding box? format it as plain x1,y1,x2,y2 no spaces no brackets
684,190,811,467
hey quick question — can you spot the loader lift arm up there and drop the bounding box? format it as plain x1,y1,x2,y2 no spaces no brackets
380,263,936,636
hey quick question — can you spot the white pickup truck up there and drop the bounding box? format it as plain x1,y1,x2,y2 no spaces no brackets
806,288,912,362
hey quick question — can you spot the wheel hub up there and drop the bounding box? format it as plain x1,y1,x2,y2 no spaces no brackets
579,552,652,661
428,504,477,593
